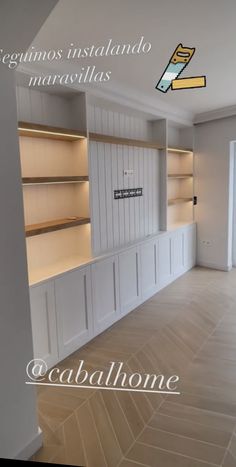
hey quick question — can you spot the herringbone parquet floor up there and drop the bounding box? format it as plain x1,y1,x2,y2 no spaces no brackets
32,267,236,467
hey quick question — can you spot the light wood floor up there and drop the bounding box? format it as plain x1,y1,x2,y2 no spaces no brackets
32,267,236,467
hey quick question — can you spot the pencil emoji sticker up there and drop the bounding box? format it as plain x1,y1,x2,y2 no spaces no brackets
156,43,206,93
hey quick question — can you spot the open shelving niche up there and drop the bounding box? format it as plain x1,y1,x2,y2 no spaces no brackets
165,123,194,230
19,114,92,284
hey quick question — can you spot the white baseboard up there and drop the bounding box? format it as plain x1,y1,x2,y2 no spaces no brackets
15,427,42,460
197,260,232,272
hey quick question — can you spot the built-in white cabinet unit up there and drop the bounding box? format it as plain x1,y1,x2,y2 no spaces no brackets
91,255,120,334
29,223,196,367
119,247,141,315
140,238,158,300
29,282,58,368
55,266,93,360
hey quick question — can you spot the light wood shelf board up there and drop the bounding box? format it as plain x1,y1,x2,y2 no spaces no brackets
22,176,89,185
168,198,193,205
25,217,90,237
18,121,87,141
89,132,163,149
168,174,193,179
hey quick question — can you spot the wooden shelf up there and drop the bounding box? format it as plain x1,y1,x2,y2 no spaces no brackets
168,147,193,154
18,122,86,141
168,198,193,205
89,132,163,150
22,176,89,185
25,217,90,237
168,174,193,179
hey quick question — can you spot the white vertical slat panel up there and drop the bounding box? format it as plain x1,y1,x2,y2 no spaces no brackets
152,149,158,233
143,148,149,236
134,147,140,240
97,142,108,251
148,148,153,234
108,110,114,135
128,146,135,242
111,144,120,248
123,145,130,244
139,147,145,239
89,142,101,255
104,144,114,250
94,107,102,133
117,145,125,246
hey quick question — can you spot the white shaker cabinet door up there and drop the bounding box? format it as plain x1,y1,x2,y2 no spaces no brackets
171,229,185,276
29,281,58,369
92,255,120,335
55,266,93,360
140,238,159,300
158,234,172,286
119,247,141,315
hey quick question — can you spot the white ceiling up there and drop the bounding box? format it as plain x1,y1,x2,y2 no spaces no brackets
18,0,236,123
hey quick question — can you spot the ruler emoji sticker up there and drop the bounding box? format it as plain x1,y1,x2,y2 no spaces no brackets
156,43,206,92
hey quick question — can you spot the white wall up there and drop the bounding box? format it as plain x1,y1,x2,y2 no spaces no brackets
232,146,236,267
0,0,59,459
194,117,236,270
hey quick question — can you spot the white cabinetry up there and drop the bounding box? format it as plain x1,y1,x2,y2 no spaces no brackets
119,247,141,315
158,234,172,286
184,224,196,269
55,266,92,360
91,255,120,334
29,282,58,368
171,229,185,276
140,238,158,300
29,224,196,367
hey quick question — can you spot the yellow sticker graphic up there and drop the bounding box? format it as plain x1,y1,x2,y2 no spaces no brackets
156,43,206,93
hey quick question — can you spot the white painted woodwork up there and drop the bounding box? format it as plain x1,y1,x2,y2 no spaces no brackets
16,86,87,131
87,103,151,140
167,150,194,228
29,282,58,368
171,229,185,275
91,255,120,334
55,267,93,359
140,238,158,300
89,141,160,255
28,223,197,365
184,224,197,269
158,234,172,285
119,247,141,315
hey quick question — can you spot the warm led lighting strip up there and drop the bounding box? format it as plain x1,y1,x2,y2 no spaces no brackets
18,127,85,139
168,147,193,154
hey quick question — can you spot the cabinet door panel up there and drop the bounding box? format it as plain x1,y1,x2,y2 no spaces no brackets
119,247,141,315
184,225,196,269
171,230,185,276
140,239,158,300
158,234,172,285
29,282,58,368
55,267,92,359
92,255,120,334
